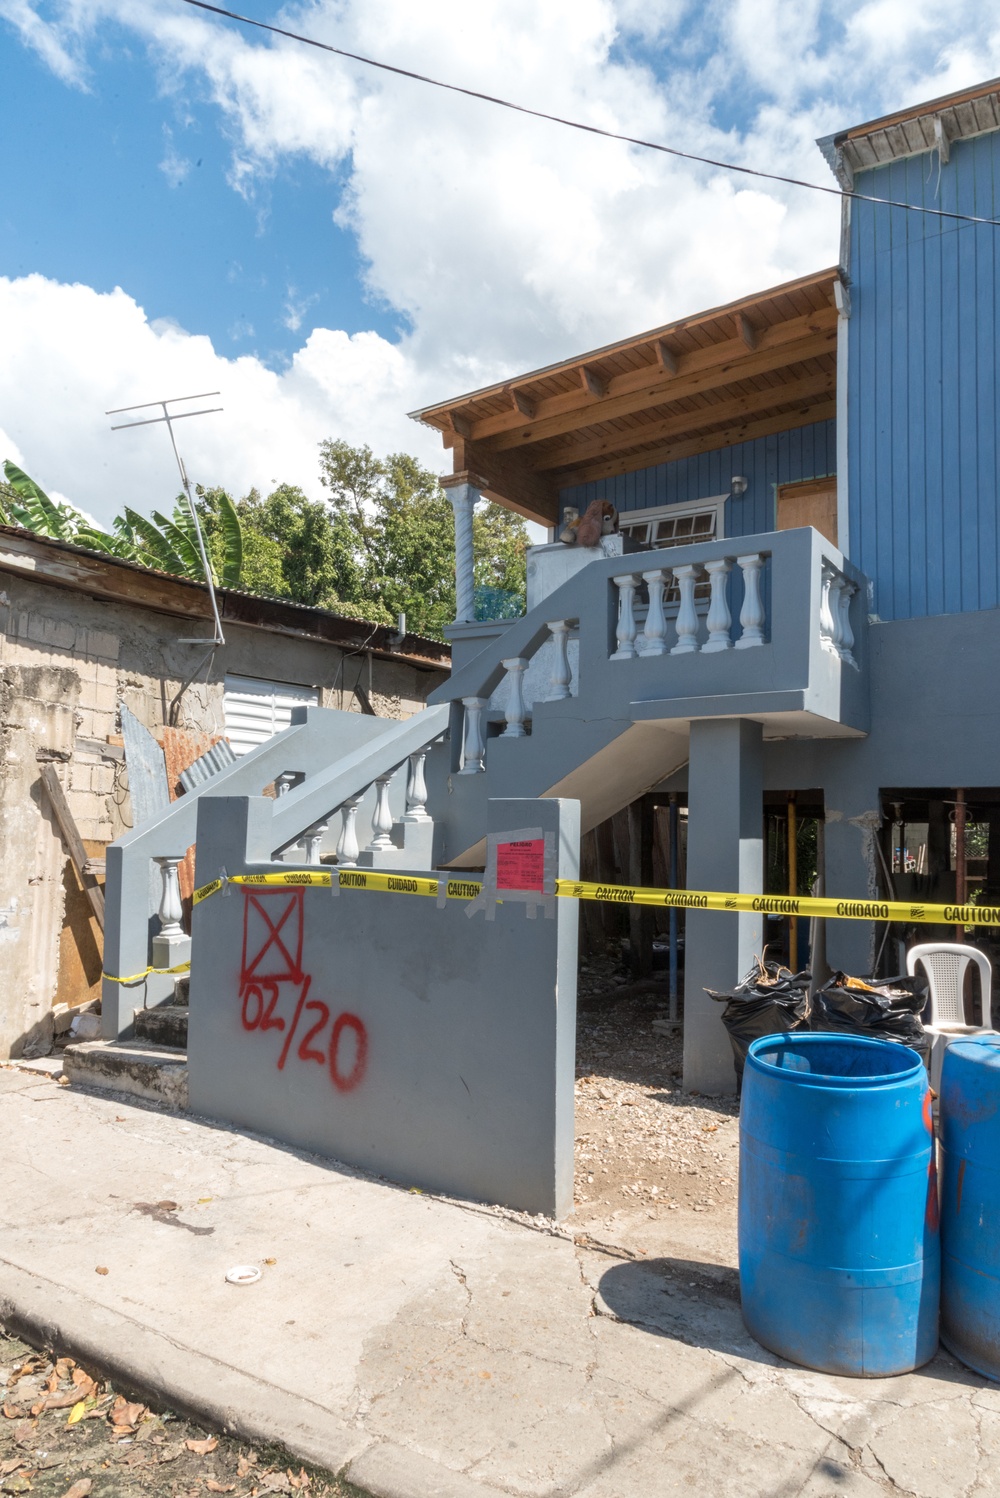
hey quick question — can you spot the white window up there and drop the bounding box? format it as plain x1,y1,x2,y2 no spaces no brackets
618,493,727,548
618,495,727,603
223,674,320,756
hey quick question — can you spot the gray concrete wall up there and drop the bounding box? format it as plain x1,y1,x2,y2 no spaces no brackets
187,796,580,1217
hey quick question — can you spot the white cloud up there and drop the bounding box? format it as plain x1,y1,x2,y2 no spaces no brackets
3,0,1000,524
0,276,442,525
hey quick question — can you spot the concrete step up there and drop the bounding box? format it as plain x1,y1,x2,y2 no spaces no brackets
174,975,190,1006
62,1041,188,1110
134,1004,189,1049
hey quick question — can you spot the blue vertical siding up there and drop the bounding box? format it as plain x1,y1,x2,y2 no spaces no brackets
848,131,1000,620
558,419,837,537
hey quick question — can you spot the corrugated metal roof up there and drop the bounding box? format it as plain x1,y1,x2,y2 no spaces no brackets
0,523,450,667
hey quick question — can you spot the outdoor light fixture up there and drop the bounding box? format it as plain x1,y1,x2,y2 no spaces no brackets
730,475,748,496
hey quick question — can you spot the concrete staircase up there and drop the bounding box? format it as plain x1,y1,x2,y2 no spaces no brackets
64,977,189,1108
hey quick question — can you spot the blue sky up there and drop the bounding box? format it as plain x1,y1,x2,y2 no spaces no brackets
1,12,400,368
1,0,999,525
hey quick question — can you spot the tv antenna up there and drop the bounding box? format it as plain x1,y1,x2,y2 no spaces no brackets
107,391,226,646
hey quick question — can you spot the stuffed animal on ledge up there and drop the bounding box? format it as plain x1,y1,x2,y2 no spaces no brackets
570,498,619,547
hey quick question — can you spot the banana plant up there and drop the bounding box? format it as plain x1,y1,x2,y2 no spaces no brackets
1,460,243,587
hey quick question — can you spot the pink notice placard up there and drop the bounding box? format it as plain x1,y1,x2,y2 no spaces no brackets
496,838,546,892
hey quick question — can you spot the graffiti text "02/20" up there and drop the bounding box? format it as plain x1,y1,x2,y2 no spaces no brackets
240,976,368,1092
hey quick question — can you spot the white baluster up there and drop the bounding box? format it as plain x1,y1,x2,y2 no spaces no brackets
611,574,639,659
702,559,733,652
500,657,529,737
670,564,702,654
639,570,669,656
154,856,184,940
151,855,190,974
819,562,838,654
735,553,766,649
837,578,858,667
302,819,329,865
546,619,574,698
336,795,362,867
367,771,395,850
458,696,487,774
403,751,430,822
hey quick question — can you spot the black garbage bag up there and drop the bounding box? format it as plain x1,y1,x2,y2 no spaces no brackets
810,971,930,1067
708,959,810,1091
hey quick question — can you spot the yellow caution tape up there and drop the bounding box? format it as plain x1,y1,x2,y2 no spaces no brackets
101,960,192,986
554,880,1000,928
187,868,1000,927
192,869,485,905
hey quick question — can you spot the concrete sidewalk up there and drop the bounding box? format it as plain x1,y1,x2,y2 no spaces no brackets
1,1069,997,1498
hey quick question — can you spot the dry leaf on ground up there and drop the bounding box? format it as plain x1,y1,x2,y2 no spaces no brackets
61,1481,93,1498
66,1402,86,1427
184,1436,218,1455
109,1397,145,1428
205,1482,235,1493
0,1459,25,1477
94,1268,108,1277
1,1405,26,1421
34,1382,96,1414
237,1455,256,1477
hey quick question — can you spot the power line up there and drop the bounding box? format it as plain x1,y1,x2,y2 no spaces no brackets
179,0,1000,230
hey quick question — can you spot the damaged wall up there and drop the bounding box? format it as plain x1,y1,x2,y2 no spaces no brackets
0,553,448,1059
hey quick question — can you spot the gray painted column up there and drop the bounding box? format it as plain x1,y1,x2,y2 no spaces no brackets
445,482,478,623
683,718,764,1095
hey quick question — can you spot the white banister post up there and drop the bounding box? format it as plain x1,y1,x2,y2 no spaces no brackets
702,558,733,652
500,657,529,737
336,795,362,867
819,562,837,654
670,564,701,654
154,856,184,939
442,479,478,624
302,819,329,865
837,578,858,667
367,771,396,850
735,554,766,649
403,751,430,822
640,569,669,656
546,619,574,698
611,574,639,659
151,855,191,974
458,696,487,774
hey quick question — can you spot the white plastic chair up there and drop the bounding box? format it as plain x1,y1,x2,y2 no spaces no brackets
906,943,995,1091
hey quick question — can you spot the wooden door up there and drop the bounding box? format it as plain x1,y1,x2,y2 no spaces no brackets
776,478,838,546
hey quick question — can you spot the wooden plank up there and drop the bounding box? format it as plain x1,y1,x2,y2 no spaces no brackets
534,369,834,472
484,317,838,452
562,398,838,488
40,762,106,931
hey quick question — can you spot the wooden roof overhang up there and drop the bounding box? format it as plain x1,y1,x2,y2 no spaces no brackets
410,267,841,525
818,76,1000,186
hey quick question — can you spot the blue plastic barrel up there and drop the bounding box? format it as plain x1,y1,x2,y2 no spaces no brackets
740,1033,939,1376
940,1035,1000,1380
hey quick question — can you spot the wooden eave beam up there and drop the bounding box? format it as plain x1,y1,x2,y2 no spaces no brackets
506,386,536,419
449,436,559,525
734,312,758,350
580,366,607,398
654,339,678,375
559,398,837,488
469,305,838,450
534,369,835,472
486,317,837,455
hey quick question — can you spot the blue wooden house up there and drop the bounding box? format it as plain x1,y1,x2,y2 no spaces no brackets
102,78,1000,1102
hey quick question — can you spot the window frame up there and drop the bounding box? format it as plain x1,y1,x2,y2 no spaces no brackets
617,492,728,550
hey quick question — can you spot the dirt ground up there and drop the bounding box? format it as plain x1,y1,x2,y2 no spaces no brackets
0,1329,356,1498
572,952,740,1230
